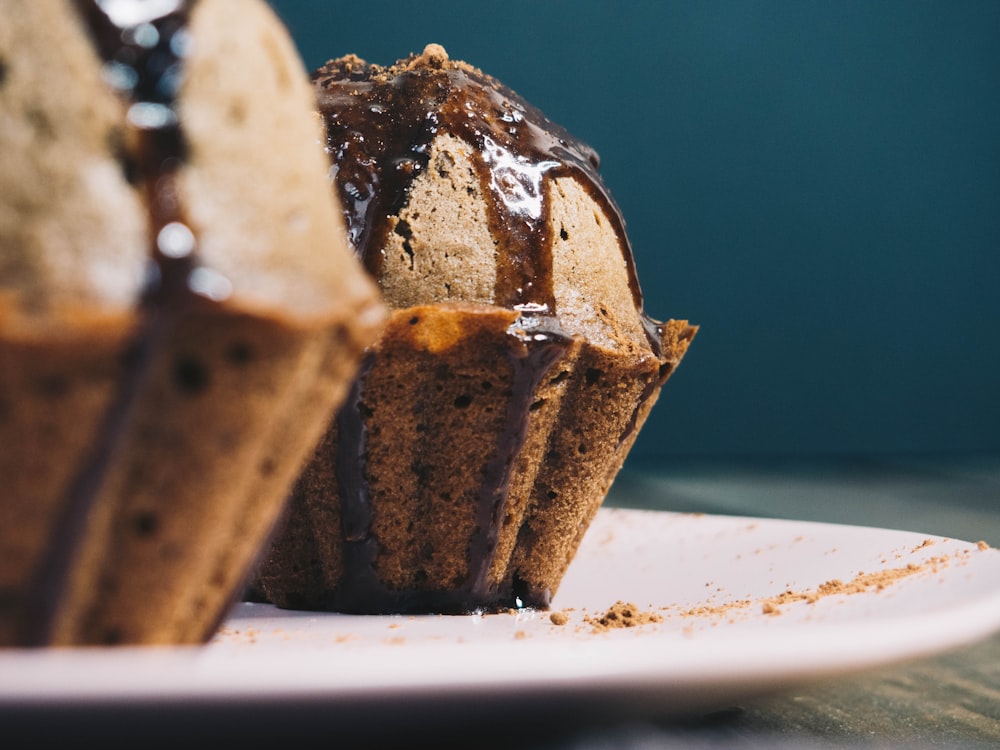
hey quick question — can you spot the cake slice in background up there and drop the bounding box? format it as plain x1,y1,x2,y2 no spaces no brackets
255,45,696,614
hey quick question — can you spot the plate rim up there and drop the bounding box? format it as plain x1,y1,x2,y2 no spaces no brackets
3,507,1000,714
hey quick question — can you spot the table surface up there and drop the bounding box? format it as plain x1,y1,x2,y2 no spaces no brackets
6,454,1000,747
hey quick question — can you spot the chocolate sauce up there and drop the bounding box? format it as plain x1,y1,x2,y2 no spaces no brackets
332,357,384,608
332,326,570,614
464,320,571,605
22,0,222,645
313,50,664,353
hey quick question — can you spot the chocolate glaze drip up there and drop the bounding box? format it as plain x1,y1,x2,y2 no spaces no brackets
313,51,664,354
467,320,571,605
331,324,570,614
332,357,382,608
22,0,222,645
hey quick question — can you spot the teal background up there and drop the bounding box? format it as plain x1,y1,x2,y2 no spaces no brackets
265,0,1000,462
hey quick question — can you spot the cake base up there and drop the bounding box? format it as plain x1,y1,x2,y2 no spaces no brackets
255,305,695,614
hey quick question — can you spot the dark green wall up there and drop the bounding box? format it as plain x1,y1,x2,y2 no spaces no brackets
266,0,1000,460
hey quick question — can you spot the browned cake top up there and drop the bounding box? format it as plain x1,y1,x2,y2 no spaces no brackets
1,0,381,336
313,44,665,356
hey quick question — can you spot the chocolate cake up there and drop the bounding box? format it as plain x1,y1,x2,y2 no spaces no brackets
254,45,696,614
0,0,385,646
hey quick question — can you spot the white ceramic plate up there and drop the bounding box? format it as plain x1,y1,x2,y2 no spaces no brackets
3,507,1000,723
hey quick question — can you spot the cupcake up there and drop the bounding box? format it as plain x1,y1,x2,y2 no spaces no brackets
254,44,696,614
0,0,385,646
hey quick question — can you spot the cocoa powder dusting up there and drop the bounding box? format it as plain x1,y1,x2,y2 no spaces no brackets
682,554,958,620
584,601,663,632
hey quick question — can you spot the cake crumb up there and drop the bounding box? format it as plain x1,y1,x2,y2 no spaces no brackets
584,601,663,632
978,540,990,551
409,43,449,69
761,600,781,615
514,630,528,640
549,610,569,626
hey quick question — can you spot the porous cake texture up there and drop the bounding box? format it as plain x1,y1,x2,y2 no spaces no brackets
255,45,696,614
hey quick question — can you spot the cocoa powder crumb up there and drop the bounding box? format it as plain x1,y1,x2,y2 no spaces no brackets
584,601,663,632
216,626,260,645
677,554,957,622
549,610,569,626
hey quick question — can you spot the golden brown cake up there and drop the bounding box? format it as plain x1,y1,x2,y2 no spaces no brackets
0,0,385,646
254,44,696,614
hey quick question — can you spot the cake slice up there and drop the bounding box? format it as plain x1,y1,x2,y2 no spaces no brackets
255,45,695,613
